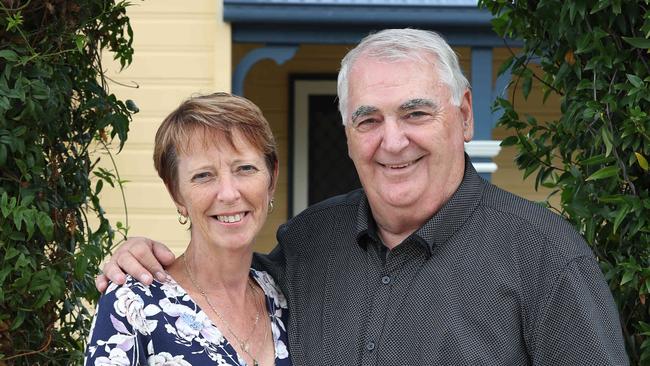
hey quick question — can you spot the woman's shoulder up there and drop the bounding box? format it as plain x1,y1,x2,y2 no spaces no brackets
103,274,187,302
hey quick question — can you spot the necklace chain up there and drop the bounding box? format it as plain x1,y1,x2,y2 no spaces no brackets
182,255,263,365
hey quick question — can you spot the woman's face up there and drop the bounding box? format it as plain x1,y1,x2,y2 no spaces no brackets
174,129,275,252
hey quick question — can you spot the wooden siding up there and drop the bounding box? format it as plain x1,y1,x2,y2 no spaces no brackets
101,0,231,256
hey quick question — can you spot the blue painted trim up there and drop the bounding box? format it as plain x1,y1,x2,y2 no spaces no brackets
231,26,518,47
225,4,493,27
227,0,480,6
471,47,494,140
471,47,495,181
232,46,299,96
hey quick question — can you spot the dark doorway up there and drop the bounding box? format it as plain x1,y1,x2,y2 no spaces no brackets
308,95,361,205
291,79,361,216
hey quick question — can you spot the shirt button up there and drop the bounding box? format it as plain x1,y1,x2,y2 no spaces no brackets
366,341,376,351
381,275,391,284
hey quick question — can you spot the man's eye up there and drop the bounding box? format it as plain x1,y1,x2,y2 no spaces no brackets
406,111,428,119
354,118,379,131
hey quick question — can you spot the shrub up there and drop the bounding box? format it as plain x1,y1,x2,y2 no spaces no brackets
0,1,136,364
480,0,650,364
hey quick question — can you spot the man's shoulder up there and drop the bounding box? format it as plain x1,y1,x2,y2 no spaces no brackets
277,188,364,238
478,182,592,258
291,188,363,221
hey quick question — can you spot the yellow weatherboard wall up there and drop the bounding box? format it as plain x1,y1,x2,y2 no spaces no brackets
100,0,231,256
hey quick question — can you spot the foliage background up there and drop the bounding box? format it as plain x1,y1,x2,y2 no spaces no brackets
480,0,650,364
0,0,136,364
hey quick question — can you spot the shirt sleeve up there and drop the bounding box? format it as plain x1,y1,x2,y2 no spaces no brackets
532,255,629,365
84,283,146,366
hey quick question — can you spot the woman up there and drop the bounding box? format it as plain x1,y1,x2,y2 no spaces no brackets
85,93,290,366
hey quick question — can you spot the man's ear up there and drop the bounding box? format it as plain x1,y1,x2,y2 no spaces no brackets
344,125,353,159
460,89,474,142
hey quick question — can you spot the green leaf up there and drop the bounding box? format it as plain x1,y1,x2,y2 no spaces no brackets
622,37,650,49
635,152,649,171
24,209,35,239
0,192,9,217
620,269,635,286
33,290,51,309
613,204,630,234
627,74,644,88
95,179,104,194
36,212,53,241
75,34,86,53
0,49,18,62
598,195,625,204
590,0,610,14
586,166,619,181
601,129,613,157
500,135,519,146
580,154,609,166
522,70,533,99
10,311,25,331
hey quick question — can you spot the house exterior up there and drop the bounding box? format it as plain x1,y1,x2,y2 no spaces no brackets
102,0,561,254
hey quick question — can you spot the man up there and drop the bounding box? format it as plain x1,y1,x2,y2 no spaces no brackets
98,29,628,365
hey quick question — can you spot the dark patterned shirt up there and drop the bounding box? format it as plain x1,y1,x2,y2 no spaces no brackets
256,157,628,365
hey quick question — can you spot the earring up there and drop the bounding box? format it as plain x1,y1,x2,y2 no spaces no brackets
268,198,275,214
177,209,188,225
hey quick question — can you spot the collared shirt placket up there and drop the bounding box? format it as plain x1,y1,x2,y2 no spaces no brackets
360,238,428,366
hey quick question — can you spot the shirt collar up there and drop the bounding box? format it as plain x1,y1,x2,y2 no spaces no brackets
355,154,485,254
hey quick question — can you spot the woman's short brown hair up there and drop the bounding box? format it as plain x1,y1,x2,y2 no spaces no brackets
153,92,278,202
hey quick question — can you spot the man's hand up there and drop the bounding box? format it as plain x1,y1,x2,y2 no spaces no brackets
95,237,176,292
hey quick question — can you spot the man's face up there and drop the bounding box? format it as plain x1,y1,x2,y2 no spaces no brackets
344,53,473,217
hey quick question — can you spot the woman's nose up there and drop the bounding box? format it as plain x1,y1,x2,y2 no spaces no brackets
216,175,241,203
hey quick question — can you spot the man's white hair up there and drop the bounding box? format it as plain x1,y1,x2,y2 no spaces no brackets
337,28,470,124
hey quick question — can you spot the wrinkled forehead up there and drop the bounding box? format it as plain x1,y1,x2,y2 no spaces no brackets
348,56,451,105
174,124,250,157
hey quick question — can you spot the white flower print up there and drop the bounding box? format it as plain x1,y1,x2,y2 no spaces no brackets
113,287,159,335
253,270,287,308
93,347,131,366
159,298,223,344
159,279,185,299
147,352,192,366
275,339,289,360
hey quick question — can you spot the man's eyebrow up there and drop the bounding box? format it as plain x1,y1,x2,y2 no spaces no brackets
351,105,378,122
399,98,437,111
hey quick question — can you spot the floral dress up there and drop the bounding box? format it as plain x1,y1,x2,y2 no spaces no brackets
84,269,291,366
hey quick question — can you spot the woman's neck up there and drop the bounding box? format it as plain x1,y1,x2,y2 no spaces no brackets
172,240,254,296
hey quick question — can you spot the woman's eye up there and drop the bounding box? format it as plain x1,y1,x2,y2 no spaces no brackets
192,172,211,180
238,165,259,173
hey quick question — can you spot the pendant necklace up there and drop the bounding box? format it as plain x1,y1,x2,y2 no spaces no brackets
183,255,264,366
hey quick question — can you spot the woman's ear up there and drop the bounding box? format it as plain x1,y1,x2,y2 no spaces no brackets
270,160,279,195
166,184,186,215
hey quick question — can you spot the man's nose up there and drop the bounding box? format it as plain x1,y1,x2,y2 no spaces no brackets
217,175,241,203
380,119,409,153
